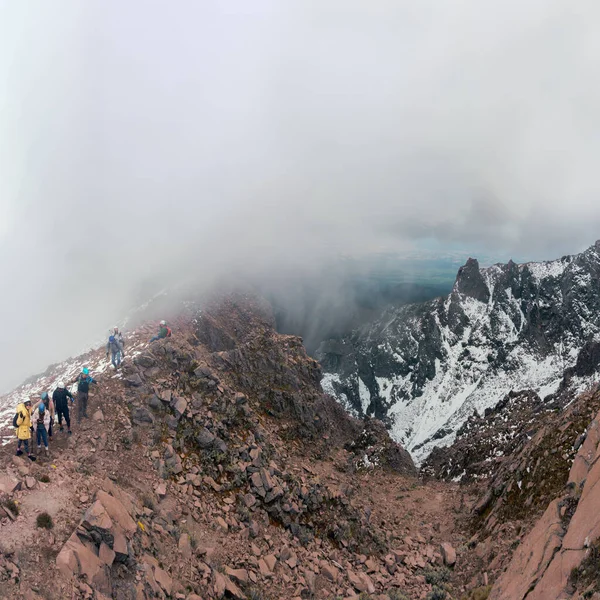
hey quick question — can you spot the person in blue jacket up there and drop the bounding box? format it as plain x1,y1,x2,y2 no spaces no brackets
106,335,125,369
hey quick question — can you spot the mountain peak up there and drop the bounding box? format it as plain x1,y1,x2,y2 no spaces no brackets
454,257,490,303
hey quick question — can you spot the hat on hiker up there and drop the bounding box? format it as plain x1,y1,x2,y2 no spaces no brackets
82,368,89,375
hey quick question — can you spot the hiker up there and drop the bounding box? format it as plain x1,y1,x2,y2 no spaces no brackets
106,334,125,369
37,392,55,439
72,368,97,423
31,402,51,455
112,326,124,347
52,382,74,434
150,320,171,343
14,399,35,460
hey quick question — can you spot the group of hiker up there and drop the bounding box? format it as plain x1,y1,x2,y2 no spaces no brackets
13,320,171,460
14,370,97,461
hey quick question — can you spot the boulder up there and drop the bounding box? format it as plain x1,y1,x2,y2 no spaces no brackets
93,410,104,422
56,531,109,587
171,397,188,417
164,445,183,475
178,533,192,557
81,500,114,544
134,354,156,368
166,415,180,430
0,475,20,494
96,490,137,535
225,567,249,585
113,528,129,562
154,566,173,595
124,373,144,387
155,482,167,499
99,542,116,566
196,427,215,449
132,407,155,426
147,395,164,411
440,542,456,567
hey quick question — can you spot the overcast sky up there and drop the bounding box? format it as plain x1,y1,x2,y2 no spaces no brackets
1,0,600,391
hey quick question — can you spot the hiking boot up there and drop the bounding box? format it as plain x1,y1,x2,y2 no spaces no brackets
45,448,49,455
68,430,72,435
16,450,23,456
59,426,64,432
37,446,41,451
28,455,37,462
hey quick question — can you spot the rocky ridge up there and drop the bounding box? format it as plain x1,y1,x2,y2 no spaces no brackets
0,294,474,600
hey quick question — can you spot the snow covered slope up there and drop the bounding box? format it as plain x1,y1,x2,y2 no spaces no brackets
318,241,600,464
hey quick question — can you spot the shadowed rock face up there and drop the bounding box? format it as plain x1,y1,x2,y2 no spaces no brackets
455,258,490,303
318,241,600,461
195,295,417,476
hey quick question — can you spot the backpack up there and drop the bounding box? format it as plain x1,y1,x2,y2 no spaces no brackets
166,327,172,338
78,376,90,393
12,412,19,428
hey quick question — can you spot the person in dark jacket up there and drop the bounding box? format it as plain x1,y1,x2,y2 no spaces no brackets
106,335,125,369
71,368,97,423
52,382,74,434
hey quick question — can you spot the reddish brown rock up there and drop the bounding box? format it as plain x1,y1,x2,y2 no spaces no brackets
489,499,564,600
440,542,456,567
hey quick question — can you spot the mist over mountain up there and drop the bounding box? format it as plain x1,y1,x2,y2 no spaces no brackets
3,1,600,391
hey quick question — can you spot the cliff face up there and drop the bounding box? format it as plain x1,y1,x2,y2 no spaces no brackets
489,391,600,600
319,242,600,462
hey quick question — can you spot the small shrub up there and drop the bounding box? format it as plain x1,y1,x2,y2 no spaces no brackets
39,474,50,483
471,585,492,600
425,567,451,586
142,495,156,510
388,590,410,600
36,512,54,529
461,586,492,600
4,499,19,515
426,587,448,600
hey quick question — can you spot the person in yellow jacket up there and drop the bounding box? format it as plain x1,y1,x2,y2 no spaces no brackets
14,399,35,460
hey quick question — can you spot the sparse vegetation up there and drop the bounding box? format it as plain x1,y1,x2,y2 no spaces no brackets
460,585,492,600
568,539,600,595
36,512,54,529
3,498,19,515
425,566,452,586
426,586,448,600
142,494,156,510
387,590,411,600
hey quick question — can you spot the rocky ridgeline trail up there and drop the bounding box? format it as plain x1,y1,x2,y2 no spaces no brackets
0,294,473,600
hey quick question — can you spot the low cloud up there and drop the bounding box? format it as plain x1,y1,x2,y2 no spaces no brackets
1,0,600,390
